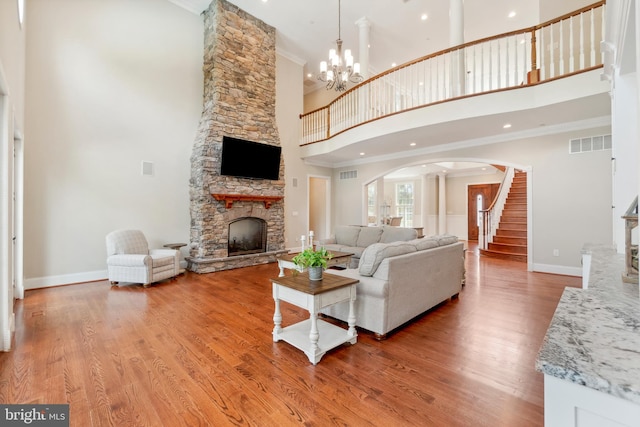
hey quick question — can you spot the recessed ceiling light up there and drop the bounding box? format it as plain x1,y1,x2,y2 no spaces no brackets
410,142,416,146
421,164,427,168
307,73,312,78
391,62,397,67
419,81,424,86
508,11,516,18
442,170,447,173
421,14,428,21
503,123,512,129
482,167,487,171
360,152,365,156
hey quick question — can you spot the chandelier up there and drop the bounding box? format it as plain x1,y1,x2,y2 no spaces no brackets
318,0,363,92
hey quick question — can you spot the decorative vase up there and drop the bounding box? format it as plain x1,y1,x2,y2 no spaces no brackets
308,266,323,281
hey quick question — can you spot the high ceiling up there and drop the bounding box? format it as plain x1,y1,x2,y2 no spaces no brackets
171,0,539,92
169,0,611,176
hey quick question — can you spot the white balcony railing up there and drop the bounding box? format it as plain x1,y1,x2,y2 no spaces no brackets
300,1,605,145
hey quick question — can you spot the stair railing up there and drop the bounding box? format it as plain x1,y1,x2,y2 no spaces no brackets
479,168,515,250
300,1,605,145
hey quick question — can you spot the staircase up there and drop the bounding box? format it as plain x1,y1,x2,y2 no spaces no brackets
480,170,527,262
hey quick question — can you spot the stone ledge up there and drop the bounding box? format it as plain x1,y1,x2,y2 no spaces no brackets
187,249,288,274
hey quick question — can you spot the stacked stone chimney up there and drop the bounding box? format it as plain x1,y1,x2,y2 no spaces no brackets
188,0,285,273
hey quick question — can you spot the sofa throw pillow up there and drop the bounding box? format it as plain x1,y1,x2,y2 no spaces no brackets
413,237,439,251
437,234,459,246
380,226,418,243
335,225,361,247
358,241,417,277
356,227,383,248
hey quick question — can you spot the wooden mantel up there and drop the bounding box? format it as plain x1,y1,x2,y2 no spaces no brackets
212,193,283,209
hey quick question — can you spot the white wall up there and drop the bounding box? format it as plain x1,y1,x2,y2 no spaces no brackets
276,54,334,248
23,0,203,287
0,0,27,350
0,0,25,130
332,126,612,274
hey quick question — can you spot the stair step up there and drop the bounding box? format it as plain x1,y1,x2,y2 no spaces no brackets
493,235,528,245
496,229,527,237
479,248,527,263
498,222,527,231
501,215,527,222
504,208,526,213
482,170,528,264
488,242,527,254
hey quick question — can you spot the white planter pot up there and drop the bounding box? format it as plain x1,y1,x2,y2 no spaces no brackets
308,266,323,281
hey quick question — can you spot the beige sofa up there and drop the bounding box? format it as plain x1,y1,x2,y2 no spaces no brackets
318,225,418,268
322,235,464,340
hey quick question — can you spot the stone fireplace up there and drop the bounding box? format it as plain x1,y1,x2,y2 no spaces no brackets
187,0,286,273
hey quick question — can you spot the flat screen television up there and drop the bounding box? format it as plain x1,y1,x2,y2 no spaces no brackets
220,136,281,180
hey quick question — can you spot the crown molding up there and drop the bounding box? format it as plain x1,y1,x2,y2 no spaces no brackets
167,0,210,15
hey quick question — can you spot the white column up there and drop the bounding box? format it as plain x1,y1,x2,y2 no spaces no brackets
421,173,430,232
438,173,447,234
355,17,370,79
636,0,640,228
376,178,385,225
449,0,464,46
449,0,465,96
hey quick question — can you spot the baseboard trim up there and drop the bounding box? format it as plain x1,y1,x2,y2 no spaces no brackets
531,263,582,277
25,270,108,290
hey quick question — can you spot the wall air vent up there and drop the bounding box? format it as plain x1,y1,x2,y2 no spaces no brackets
339,170,358,180
569,134,612,154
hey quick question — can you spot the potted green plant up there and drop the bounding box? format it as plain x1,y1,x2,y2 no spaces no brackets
291,247,332,281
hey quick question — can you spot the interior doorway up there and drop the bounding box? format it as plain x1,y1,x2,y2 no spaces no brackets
308,176,331,241
467,183,500,241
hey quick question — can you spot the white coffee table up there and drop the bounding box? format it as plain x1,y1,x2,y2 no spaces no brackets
276,250,353,277
271,272,358,365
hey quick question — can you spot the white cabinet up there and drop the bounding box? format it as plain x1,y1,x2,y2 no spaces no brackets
544,374,640,427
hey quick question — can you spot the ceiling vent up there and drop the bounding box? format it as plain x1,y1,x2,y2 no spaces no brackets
570,134,612,154
339,170,358,180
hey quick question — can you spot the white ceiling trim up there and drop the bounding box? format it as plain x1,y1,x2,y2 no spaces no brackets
276,47,306,67
167,0,209,15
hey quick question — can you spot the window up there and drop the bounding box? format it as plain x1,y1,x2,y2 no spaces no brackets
395,183,414,227
367,183,376,224
477,194,483,227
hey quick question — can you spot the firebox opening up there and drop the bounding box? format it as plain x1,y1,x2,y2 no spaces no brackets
228,217,267,256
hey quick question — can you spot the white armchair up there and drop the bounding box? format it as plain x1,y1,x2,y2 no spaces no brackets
106,229,179,287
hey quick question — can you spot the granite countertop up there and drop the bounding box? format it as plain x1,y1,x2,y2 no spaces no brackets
536,244,640,404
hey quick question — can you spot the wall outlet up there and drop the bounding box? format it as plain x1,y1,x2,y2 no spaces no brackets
553,249,559,257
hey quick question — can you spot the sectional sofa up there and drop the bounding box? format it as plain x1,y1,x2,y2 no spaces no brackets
317,225,418,268
322,235,464,340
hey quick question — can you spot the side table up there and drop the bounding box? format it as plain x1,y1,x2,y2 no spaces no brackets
163,243,187,273
271,272,358,365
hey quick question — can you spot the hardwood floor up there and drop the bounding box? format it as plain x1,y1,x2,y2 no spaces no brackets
0,244,580,426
